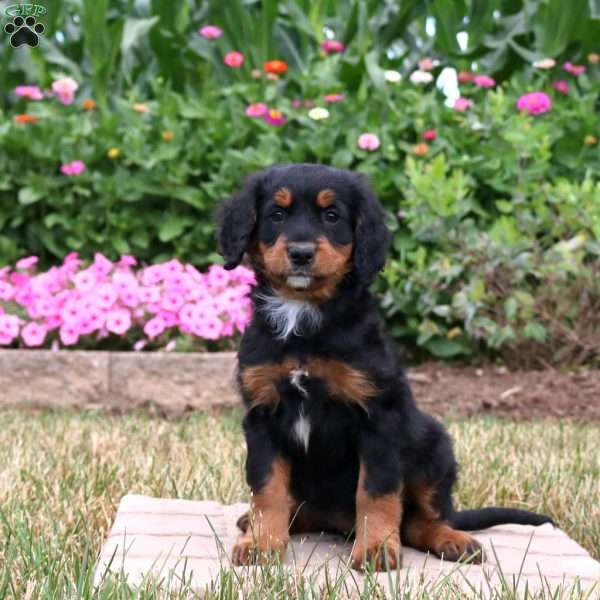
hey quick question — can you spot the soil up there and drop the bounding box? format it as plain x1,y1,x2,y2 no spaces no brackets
408,363,600,421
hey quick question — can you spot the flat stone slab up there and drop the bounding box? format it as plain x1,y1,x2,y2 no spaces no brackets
94,495,599,595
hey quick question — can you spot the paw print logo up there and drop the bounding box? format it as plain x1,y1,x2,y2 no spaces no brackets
4,15,45,48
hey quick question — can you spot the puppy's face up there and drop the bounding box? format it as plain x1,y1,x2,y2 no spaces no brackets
218,164,391,301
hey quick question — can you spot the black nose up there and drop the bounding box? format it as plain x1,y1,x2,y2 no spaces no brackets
288,243,315,267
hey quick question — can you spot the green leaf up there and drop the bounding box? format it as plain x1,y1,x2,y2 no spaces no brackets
18,188,44,205
158,216,192,242
425,337,470,358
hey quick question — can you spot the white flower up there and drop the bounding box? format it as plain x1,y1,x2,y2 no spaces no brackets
384,70,402,83
409,70,434,84
308,107,330,120
533,58,556,69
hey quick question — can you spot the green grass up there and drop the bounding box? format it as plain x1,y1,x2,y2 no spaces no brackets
0,409,598,598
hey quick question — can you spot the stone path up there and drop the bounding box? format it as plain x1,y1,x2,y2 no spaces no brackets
94,495,600,596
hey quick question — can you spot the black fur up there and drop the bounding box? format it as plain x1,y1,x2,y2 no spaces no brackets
218,163,553,561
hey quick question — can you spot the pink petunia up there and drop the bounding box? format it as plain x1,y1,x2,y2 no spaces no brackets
473,75,495,88
198,25,222,39
21,322,47,347
144,315,166,339
51,76,79,105
106,309,131,335
516,91,552,115
73,269,97,292
16,255,38,270
321,39,345,55
160,291,185,312
60,160,86,176
59,324,79,345
245,103,268,118
453,97,474,111
0,314,20,338
94,284,118,309
0,281,15,301
357,133,380,151
422,129,437,141
223,51,244,68
118,255,137,268
563,62,586,76
552,80,570,95
15,85,44,100
92,253,113,277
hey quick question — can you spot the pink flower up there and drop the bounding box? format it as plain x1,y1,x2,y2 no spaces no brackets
91,253,112,277
198,25,222,39
516,91,552,115
453,97,474,111
224,51,244,68
95,284,118,309
118,255,137,268
357,133,380,151
144,315,166,339
59,324,79,346
106,309,131,335
323,93,345,103
0,281,14,301
563,62,586,76
16,255,38,270
245,103,268,118
473,75,495,88
263,109,286,126
21,322,47,347
133,339,147,351
73,269,97,292
321,39,345,55
291,99,302,108
160,291,185,312
60,160,86,176
15,85,43,100
0,314,20,338
552,80,570,95
51,77,79,105
422,129,437,141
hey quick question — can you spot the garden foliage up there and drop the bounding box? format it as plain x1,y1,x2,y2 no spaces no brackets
0,1,599,363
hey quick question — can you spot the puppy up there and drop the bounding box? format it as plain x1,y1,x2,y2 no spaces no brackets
217,163,552,570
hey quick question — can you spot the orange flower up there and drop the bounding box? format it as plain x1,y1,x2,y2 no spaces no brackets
82,98,96,110
14,114,38,124
588,53,600,64
133,102,150,113
162,130,174,141
413,143,429,156
584,135,598,146
264,60,288,75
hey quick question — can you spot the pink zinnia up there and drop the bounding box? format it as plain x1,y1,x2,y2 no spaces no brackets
16,256,38,270
245,103,268,118
263,109,286,126
453,97,474,111
473,75,495,88
321,39,345,55
198,25,222,39
15,85,43,100
516,91,552,115
552,80,570,95
563,62,586,76
223,51,244,68
21,322,47,347
51,76,79,105
422,129,437,141
323,93,345,103
357,133,380,151
60,160,86,176
106,309,131,335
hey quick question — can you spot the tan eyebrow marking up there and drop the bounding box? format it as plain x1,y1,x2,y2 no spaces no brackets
274,187,292,208
316,189,335,208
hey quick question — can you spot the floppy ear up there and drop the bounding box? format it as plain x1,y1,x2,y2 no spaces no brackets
217,172,264,270
352,173,392,285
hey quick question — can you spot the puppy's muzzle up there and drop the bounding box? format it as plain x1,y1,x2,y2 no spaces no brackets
287,242,315,268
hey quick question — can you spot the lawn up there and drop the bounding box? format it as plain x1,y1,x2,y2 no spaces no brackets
0,409,598,599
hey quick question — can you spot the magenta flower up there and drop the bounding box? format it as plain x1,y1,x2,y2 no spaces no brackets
473,75,496,88
291,99,302,108
198,25,222,39
51,77,78,105
422,129,437,141
516,91,552,115
15,85,43,100
357,133,380,151
245,103,268,118
60,160,86,176
321,39,345,55
563,62,586,76
16,256,38,270
223,51,244,68
263,109,286,126
21,322,47,347
453,97,474,112
323,93,345,103
552,80,570,95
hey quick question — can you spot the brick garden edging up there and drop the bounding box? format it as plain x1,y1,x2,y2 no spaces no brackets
0,350,238,411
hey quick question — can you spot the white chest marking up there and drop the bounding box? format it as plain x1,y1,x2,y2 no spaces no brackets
256,292,321,340
292,412,311,452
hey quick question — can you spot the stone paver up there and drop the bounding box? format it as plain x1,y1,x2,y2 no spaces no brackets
94,494,600,595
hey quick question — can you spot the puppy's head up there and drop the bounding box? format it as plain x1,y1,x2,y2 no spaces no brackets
217,164,391,300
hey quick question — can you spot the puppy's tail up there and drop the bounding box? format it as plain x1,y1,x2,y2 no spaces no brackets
448,507,554,531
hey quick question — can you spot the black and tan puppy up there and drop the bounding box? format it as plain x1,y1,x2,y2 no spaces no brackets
217,163,552,570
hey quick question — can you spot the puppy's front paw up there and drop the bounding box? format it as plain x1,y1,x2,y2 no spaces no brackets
231,534,288,566
351,540,402,571
435,531,483,563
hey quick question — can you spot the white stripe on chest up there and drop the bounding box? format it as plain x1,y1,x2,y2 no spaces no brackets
290,368,310,452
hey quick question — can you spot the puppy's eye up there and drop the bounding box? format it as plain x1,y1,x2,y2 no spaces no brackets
323,210,339,224
270,209,285,223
